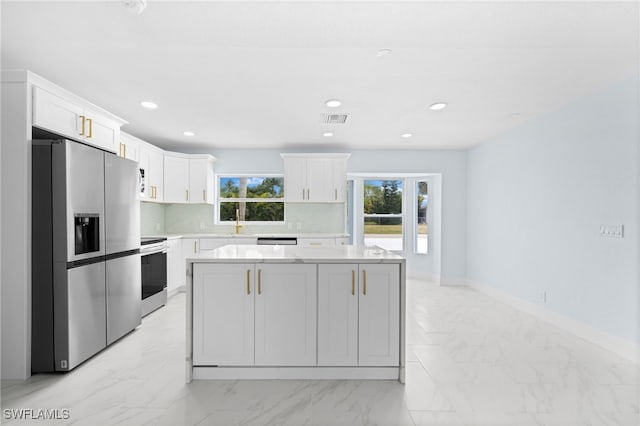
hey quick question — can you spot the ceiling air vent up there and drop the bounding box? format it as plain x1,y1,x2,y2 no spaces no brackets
321,113,349,125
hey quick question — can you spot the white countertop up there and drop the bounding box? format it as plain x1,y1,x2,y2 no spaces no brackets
187,244,404,264
143,233,350,239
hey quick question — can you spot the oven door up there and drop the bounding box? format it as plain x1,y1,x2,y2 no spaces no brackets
141,251,167,300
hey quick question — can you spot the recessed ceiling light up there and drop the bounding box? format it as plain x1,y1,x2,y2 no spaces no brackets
323,132,334,137
183,131,195,137
401,133,413,139
376,49,392,57
325,99,342,108
429,102,447,111
140,101,158,109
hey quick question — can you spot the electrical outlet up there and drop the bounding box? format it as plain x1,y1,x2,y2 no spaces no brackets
200,222,205,230
600,225,624,238
296,222,302,230
287,223,293,230
155,223,160,231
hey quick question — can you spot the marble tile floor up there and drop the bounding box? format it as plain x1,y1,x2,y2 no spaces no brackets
1,279,638,425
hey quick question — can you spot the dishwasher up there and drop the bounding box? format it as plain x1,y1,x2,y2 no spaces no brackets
256,237,297,245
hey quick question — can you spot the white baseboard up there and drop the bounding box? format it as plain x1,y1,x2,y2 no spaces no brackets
440,277,468,287
407,272,440,284
192,367,400,381
467,280,640,364
167,285,186,299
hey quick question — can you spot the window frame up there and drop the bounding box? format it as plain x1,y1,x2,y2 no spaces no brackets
362,178,406,253
215,174,286,224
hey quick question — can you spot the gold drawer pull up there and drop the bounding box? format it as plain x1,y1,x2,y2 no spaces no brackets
362,270,367,295
246,269,251,295
258,269,262,295
351,270,355,296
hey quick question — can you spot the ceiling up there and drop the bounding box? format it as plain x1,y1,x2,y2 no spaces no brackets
2,1,638,151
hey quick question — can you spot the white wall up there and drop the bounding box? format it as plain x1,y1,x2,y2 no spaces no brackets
466,75,639,346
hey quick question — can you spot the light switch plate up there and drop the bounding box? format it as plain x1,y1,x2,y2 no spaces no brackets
600,225,624,238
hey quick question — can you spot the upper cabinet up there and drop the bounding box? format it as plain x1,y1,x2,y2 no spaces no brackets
189,156,216,204
118,132,140,162
164,152,190,203
281,153,350,203
32,86,126,153
138,141,164,202
164,152,216,204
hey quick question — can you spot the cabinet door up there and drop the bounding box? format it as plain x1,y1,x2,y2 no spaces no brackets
306,157,333,202
317,264,358,366
85,113,119,153
358,264,400,366
254,264,316,366
182,238,200,258
164,154,189,203
189,158,214,204
148,148,164,201
33,86,83,140
167,239,184,294
193,264,255,366
119,133,140,162
331,158,348,202
283,157,306,202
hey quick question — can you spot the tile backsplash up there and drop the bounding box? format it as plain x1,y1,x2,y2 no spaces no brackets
141,202,345,235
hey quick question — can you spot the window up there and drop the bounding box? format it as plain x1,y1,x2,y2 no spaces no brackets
363,179,403,251
218,176,284,222
416,181,428,254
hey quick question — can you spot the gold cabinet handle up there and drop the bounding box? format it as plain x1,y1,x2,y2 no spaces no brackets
309,242,322,246
186,189,189,202
258,269,262,295
246,269,251,295
307,188,310,199
86,118,93,138
302,189,305,200
119,143,122,156
79,115,86,135
351,270,355,296
362,270,367,295
203,190,206,201
194,241,197,253
123,143,127,158
335,188,338,200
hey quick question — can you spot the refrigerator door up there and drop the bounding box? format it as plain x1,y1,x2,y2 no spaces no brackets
56,261,107,371
105,154,141,254
53,140,106,263
106,254,142,345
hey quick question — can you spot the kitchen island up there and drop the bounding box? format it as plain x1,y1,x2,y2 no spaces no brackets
186,245,406,382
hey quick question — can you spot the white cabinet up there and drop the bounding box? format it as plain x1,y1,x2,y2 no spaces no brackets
192,263,317,367
139,141,164,202
163,153,216,205
166,239,184,295
163,152,190,203
193,264,255,366
358,264,400,366
318,263,399,367
281,154,350,203
32,86,124,153
317,264,358,366
189,156,215,204
254,264,317,366
183,238,200,258
118,132,140,162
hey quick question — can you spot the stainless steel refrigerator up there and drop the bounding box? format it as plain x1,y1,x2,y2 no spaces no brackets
32,139,141,372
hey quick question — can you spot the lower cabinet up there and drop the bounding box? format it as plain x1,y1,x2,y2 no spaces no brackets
166,239,183,295
318,263,400,367
193,263,255,366
192,263,316,366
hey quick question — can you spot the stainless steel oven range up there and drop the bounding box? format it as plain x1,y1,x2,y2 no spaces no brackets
140,237,168,316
